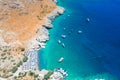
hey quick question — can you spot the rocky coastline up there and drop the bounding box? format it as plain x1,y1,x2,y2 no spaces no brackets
18,6,65,80
0,0,65,79
30,6,65,51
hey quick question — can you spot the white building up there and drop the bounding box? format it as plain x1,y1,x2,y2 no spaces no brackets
49,72,63,80
38,69,49,80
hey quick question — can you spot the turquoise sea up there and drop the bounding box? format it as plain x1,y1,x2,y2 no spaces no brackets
39,0,120,80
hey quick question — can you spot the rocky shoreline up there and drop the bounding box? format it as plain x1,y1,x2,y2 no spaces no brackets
0,0,65,79
29,6,65,51
12,6,65,80
26,6,65,70
43,7,65,29
18,6,65,80
24,6,65,80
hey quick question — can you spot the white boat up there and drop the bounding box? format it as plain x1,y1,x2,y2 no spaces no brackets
58,40,61,44
78,30,82,34
62,43,65,48
58,57,64,63
86,18,90,22
61,35,66,39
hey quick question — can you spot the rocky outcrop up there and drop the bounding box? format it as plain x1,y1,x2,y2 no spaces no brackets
28,7,65,50
43,7,65,29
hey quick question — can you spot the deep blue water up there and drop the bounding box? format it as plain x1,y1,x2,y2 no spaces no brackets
39,0,120,79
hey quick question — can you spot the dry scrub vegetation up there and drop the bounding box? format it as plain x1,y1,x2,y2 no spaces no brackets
0,0,56,78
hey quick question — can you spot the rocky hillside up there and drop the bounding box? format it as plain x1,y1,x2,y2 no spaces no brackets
0,0,56,49
0,0,57,78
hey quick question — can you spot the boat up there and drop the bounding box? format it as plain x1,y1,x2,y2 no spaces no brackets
78,30,82,34
86,18,90,22
58,40,61,44
61,35,66,39
58,57,64,63
62,43,65,48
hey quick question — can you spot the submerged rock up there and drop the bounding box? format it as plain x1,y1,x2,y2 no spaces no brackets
63,28,66,30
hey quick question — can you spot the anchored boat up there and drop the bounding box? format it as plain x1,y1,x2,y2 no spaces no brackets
58,57,64,63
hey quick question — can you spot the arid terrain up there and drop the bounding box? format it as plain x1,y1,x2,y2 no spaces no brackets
0,0,56,48
0,0,57,79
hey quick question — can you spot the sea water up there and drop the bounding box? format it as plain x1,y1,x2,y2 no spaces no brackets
39,0,120,80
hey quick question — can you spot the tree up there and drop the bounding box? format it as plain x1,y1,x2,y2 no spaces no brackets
17,61,23,67
14,76,17,79
21,48,25,51
44,71,53,79
11,66,18,73
23,56,28,62
34,74,38,78
29,71,34,76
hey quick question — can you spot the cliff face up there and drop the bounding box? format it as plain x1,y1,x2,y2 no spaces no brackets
0,0,56,49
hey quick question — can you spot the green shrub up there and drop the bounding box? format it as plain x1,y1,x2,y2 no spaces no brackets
14,76,17,79
1,57,7,60
3,50,7,52
34,74,39,78
13,63,16,65
44,71,53,79
29,71,34,76
21,48,25,51
23,56,28,62
23,72,27,77
11,66,18,73
17,61,23,67
1,53,6,56
7,52,10,55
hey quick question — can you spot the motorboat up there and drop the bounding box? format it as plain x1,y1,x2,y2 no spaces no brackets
58,57,64,63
